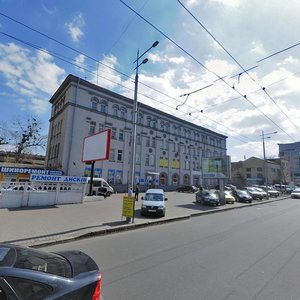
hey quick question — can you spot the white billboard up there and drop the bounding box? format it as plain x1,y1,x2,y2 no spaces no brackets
82,129,111,162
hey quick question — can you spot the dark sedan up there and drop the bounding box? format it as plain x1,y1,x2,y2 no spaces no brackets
232,189,253,203
176,185,199,193
0,243,101,300
196,190,220,206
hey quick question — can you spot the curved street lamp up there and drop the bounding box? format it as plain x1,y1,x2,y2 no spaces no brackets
130,41,159,195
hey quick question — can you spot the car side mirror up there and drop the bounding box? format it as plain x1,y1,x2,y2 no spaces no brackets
141,196,144,200
165,198,168,201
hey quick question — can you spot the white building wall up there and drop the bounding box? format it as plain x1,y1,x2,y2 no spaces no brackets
46,75,227,191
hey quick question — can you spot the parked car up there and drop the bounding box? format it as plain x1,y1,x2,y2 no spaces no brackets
232,189,253,203
273,184,293,194
176,185,199,193
141,189,168,217
258,186,279,198
86,177,114,197
245,187,263,200
291,188,300,199
0,243,102,299
253,187,268,198
196,190,220,206
224,190,235,204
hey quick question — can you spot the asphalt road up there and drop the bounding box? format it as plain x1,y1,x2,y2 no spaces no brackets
44,197,300,300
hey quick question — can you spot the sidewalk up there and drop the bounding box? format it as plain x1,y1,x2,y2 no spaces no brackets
0,192,290,247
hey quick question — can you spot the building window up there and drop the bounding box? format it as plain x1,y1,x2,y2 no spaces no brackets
112,104,119,116
137,133,141,145
257,173,263,178
152,118,157,128
89,121,96,134
111,127,117,139
100,101,107,113
185,160,190,170
91,100,98,110
165,123,169,133
246,168,251,172
119,129,124,141
98,123,104,132
138,113,144,124
150,154,155,166
257,167,262,172
109,149,115,161
183,174,190,185
152,137,156,148
120,107,127,119
145,154,150,166
136,152,141,164
246,173,251,178
172,174,179,186
147,117,151,127
160,173,167,186
146,136,150,147
117,150,123,162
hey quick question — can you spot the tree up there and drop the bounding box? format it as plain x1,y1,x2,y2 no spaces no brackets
8,117,47,162
0,122,10,146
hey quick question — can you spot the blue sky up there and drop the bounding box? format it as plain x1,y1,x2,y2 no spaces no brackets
1,0,300,161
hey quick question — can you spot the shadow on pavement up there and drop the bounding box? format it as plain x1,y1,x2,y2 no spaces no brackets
8,205,59,212
176,202,221,211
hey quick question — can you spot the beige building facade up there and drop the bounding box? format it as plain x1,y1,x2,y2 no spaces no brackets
231,156,283,187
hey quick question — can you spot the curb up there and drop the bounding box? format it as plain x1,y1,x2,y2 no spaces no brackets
6,195,290,248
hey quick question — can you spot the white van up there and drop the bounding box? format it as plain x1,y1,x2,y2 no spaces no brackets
140,189,167,217
86,178,114,197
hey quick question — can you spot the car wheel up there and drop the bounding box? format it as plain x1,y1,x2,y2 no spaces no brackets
106,191,111,197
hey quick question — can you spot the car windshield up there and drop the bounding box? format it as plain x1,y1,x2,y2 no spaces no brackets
144,193,163,201
3,247,73,278
237,190,248,196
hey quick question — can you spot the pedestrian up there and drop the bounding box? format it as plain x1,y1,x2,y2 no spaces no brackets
134,184,139,201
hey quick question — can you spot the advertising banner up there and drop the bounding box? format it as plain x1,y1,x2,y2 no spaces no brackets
122,196,135,218
30,174,88,183
202,156,230,179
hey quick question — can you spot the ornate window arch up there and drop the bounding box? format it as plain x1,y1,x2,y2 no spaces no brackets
112,104,119,116
159,172,168,186
183,174,190,185
147,116,151,127
138,113,144,124
99,100,108,113
172,173,179,186
165,123,170,133
120,107,127,119
91,96,99,110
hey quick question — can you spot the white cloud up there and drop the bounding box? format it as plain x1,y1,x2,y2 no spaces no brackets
75,54,86,73
277,55,299,66
0,42,65,115
92,54,122,89
65,13,85,42
209,0,242,8
250,41,265,55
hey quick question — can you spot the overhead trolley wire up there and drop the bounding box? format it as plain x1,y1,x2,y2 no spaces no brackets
177,0,300,137
257,41,300,63
120,0,295,141
0,30,252,143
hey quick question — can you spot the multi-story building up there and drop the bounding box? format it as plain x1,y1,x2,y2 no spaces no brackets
231,157,282,187
279,142,300,185
45,74,227,191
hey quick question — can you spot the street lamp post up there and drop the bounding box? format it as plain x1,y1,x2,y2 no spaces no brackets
261,131,277,197
130,41,159,192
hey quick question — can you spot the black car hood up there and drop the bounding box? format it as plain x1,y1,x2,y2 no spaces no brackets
55,250,98,277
